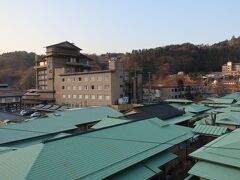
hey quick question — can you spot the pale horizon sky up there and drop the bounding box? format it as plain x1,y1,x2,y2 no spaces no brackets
0,0,240,55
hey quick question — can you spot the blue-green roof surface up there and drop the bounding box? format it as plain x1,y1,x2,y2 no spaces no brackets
179,103,211,113
221,92,240,101
189,129,240,179
203,97,235,104
166,112,194,124
109,151,177,180
0,118,193,180
91,117,129,129
0,106,123,145
192,124,228,136
189,161,240,180
164,99,193,104
215,112,240,125
190,128,240,169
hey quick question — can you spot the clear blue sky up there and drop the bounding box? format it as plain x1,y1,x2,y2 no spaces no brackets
0,0,240,54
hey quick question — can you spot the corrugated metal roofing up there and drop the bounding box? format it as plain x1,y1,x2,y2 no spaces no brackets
110,151,177,180
166,112,194,124
164,99,193,104
192,124,228,136
204,97,235,104
0,118,193,180
0,106,123,145
190,128,240,169
215,112,240,125
91,117,129,129
189,161,240,180
221,92,240,101
125,103,184,120
180,103,211,113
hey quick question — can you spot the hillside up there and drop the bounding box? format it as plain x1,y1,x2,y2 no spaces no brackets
1,36,240,89
0,51,35,89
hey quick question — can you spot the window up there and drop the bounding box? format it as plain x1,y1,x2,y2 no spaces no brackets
68,94,71,99
79,77,82,81
98,85,103,90
91,85,94,90
73,95,77,99
105,95,110,100
73,86,77,90
78,94,83,99
97,76,103,81
98,95,103,100
104,76,110,81
85,95,89,99
90,77,95,81
91,95,96,99
78,86,83,90
62,86,65,90
84,77,89,82
104,85,110,90
67,78,71,82
62,94,66,98
72,77,76,82
67,86,71,90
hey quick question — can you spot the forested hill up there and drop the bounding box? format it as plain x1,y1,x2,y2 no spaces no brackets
92,36,240,78
0,51,35,89
2,36,240,89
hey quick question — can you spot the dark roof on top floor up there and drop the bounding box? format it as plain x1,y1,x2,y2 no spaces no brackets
0,90,24,97
125,103,184,120
45,41,82,50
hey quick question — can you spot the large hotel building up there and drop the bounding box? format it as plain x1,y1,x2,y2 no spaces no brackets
222,61,240,76
23,41,142,107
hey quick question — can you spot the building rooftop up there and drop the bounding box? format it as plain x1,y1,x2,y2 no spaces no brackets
192,124,228,136
0,117,193,180
91,117,129,129
0,106,123,145
125,103,184,120
189,129,240,180
164,99,194,104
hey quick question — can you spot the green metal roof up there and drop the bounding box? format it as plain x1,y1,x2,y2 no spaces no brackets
91,117,129,129
164,99,193,104
203,97,235,104
192,124,228,136
0,118,193,180
215,112,240,125
166,112,194,124
221,92,240,101
179,103,211,113
190,129,240,169
109,151,177,180
0,106,123,145
189,161,240,180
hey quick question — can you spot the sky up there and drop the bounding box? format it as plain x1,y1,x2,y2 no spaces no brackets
0,0,240,55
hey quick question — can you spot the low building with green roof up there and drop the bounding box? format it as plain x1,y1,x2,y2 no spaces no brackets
0,106,123,147
188,129,240,180
0,117,194,180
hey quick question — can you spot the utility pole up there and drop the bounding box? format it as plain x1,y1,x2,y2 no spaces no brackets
148,72,151,103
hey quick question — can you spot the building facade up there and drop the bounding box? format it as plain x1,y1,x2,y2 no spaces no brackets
222,61,240,76
23,41,141,107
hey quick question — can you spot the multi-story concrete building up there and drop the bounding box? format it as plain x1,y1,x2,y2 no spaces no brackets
222,61,240,76
23,41,142,107
152,84,203,100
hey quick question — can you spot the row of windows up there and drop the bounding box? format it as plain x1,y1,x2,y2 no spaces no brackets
62,75,110,83
171,87,201,92
62,85,110,91
38,86,48,90
62,94,110,100
38,70,47,75
38,75,47,80
39,81,47,85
